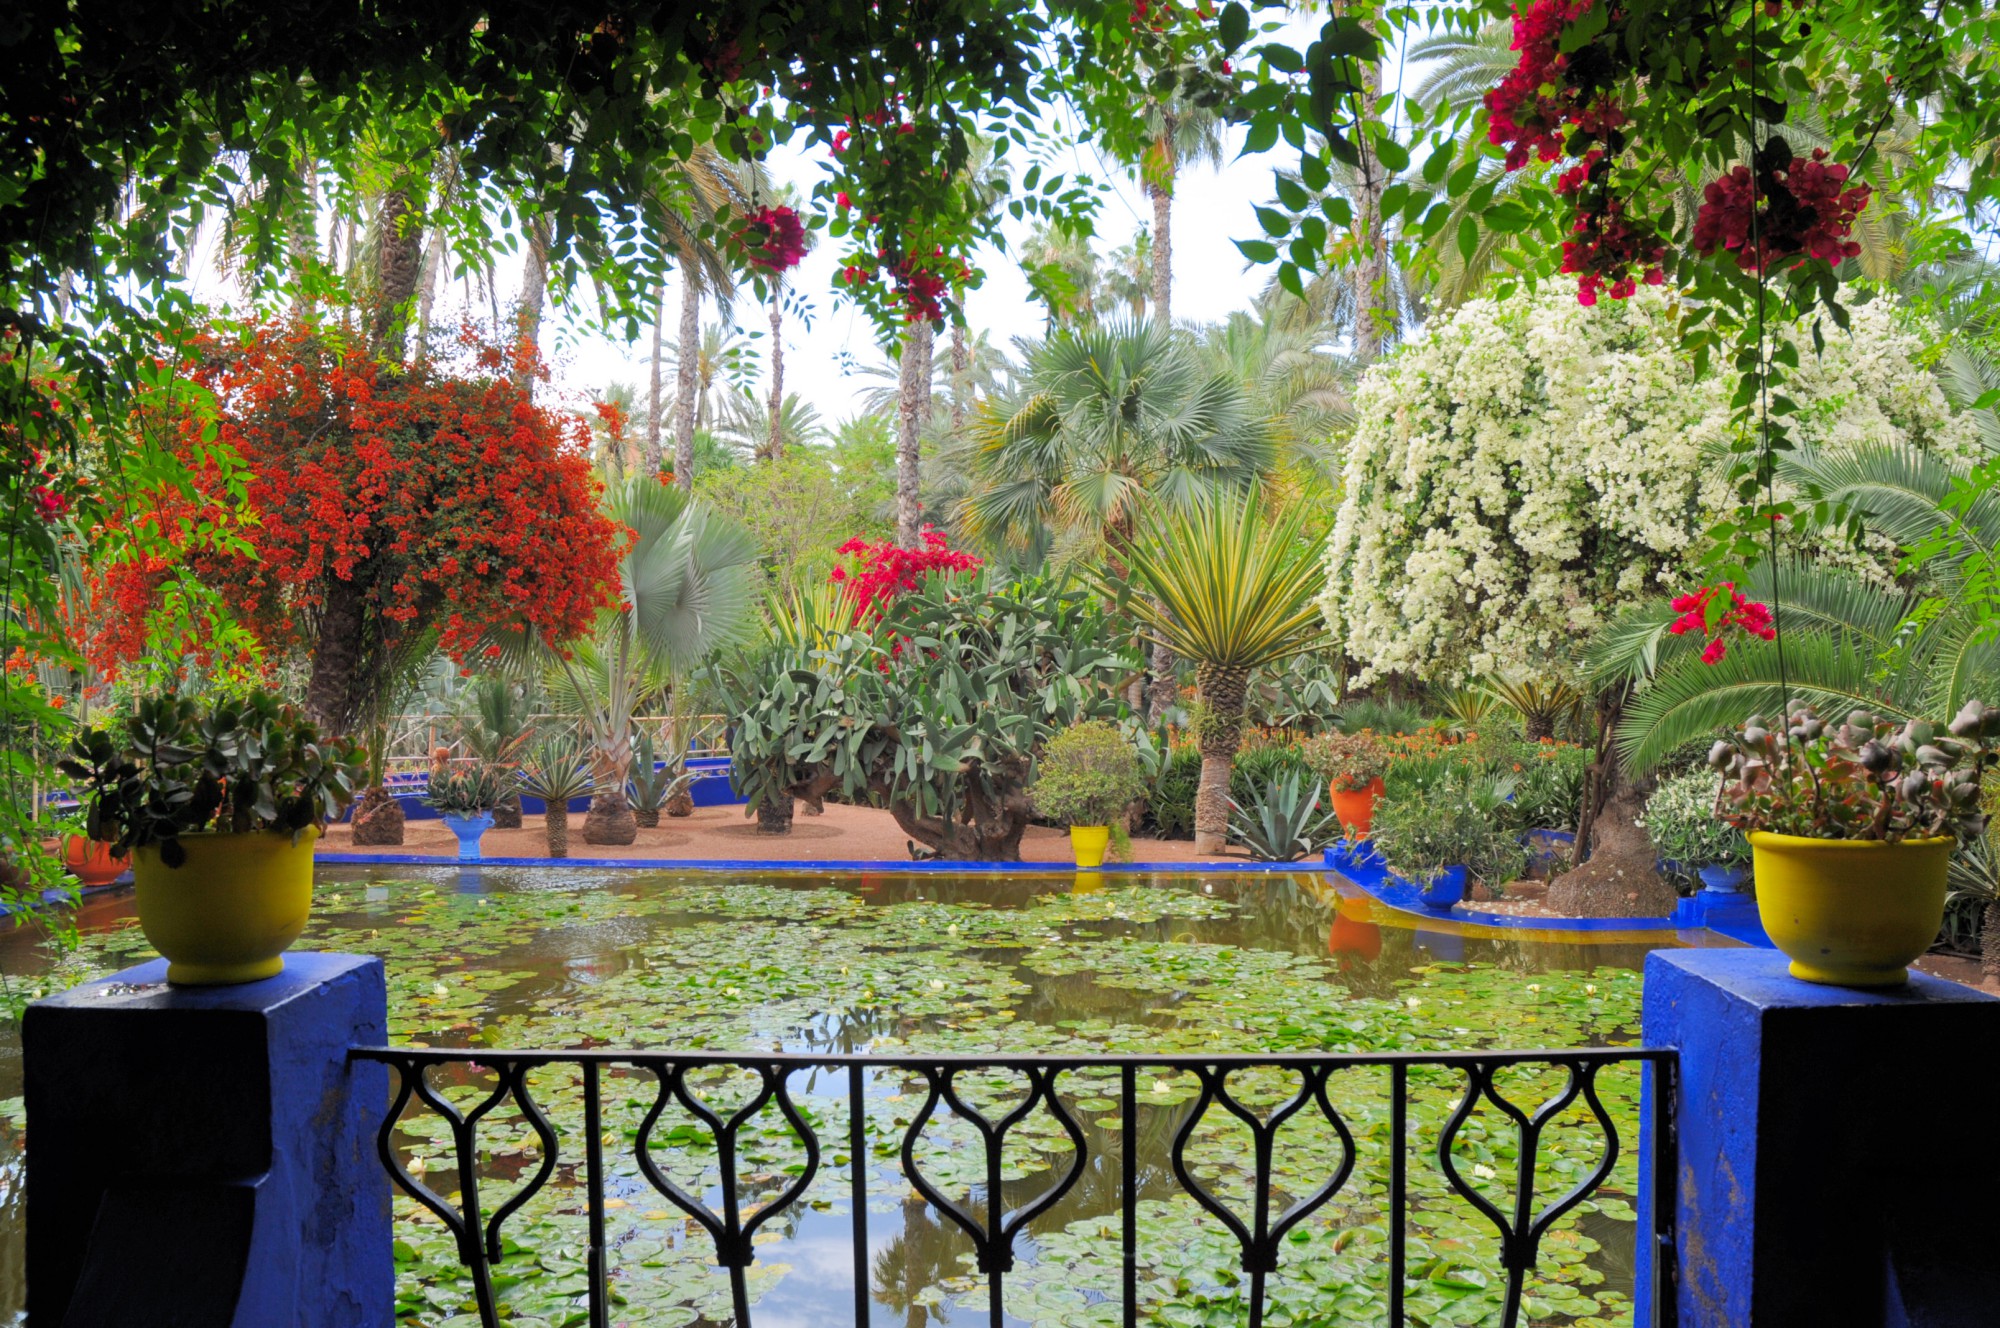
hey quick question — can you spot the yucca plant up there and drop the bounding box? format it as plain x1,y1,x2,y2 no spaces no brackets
767,578,862,650
1111,489,1328,853
518,736,594,858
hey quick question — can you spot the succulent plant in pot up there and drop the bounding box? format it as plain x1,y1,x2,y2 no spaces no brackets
423,761,512,861
1029,721,1148,868
59,691,365,984
1710,700,2000,986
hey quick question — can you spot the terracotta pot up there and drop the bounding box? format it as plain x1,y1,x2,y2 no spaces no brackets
1330,777,1385,838
63,835,128,888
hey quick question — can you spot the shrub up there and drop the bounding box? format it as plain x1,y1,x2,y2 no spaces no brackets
1334,696,1427,736
1506,740,1592,830
1302,731,1389,791
1642,768,1747,881
1372,774,1529,889
1229,739,1311,807
1031,721,1148,826
711,573,1141,860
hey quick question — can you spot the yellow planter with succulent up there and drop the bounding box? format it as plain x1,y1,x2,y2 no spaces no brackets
1029,721,1148,870
1707,700,1998,987
60,691,366,985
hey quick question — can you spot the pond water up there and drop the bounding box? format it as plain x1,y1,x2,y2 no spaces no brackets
0,867,1700,1327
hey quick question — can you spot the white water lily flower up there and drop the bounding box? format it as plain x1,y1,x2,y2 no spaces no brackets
1473,1163,1497,1181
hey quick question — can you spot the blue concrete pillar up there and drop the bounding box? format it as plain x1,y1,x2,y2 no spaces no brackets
24,952,391,1327
1636,948,2000,1326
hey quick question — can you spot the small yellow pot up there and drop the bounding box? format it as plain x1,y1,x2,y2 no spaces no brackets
1070,825,1111,869
1750,830,1952,987
133,829,318,985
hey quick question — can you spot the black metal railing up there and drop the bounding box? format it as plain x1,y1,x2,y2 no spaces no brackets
351,1046,1677,1328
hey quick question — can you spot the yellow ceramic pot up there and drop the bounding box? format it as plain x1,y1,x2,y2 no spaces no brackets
133,828,318,985
1070,825,1110,869
1750,830,1952,987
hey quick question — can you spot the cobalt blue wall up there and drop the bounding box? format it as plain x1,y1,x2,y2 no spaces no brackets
1636,949,2000,1326
24,953,391,1327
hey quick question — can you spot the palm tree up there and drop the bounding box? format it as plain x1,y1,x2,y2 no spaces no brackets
753,181,815,461
1112,489,1329,853
965,319,1273,718
1196,311,1356,496
717,390,825,460
668,322,758,437
894,319,934,546
961,320,1272,560
1021,220,1102,331
536,478,761,843
1131,98,1227,327
642,148,764,486
1101,231,1155,322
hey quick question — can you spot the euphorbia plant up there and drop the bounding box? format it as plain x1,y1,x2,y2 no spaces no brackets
1709,701,2000,843
60,692,365,867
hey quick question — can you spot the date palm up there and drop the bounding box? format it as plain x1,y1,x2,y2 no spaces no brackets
1112,489,1329,853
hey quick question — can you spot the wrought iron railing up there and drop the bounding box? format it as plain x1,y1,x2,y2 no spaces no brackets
352,1046,1676,1328
375,712,731,777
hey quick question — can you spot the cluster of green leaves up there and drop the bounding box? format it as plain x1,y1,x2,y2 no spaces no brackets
59,691,364,866
710,572,1141,856
1641,766,1747,873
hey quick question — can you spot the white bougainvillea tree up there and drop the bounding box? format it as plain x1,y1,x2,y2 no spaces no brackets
1320,286,1975,688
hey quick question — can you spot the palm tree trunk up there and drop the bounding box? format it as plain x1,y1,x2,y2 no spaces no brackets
895,322,933,546
369,188,424,361
1193,662,1250,855
546,803,569,858
767,290,785,461
950,320,970,430
1345,6,1388,364
1148,177,1173,330
673,275,701,493
413,151,459,355
513,212,553,391
1148,641,1179,724
646,283,667,475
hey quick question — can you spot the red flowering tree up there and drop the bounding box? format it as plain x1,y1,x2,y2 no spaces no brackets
99,321,625,735
830,527,983,625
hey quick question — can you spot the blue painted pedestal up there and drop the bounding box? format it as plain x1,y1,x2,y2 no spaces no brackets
24,952,391,1327
1637,949,2000,1326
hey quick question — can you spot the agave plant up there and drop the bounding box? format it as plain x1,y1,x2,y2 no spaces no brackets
627,728,696,828
1227,771,1340,862
1112,489,1328,853
518,736,594,858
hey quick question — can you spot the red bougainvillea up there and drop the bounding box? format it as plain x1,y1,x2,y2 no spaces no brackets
96,320,626,725
739,205,809,273
830,528,982,625
1484,0,1626,171
1669,582,1777,664
1692,141,1872,274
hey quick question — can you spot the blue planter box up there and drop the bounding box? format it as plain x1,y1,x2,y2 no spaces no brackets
340,755,746,823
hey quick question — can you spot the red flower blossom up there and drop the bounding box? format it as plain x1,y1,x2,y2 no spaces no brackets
1669,582,1777,664
1483,0,1626,171
1692,141,1871,274
833,528,981,625
738,205,809,273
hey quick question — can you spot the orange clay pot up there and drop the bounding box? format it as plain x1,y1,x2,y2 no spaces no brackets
63,835,128,888
1330,777,1385,838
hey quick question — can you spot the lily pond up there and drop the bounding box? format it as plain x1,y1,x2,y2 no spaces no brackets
0,867,1690,1327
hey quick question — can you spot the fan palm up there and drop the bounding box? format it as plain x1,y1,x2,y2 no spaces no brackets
961,319,1272,559
534,477,761,842
1111,489,1329,853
